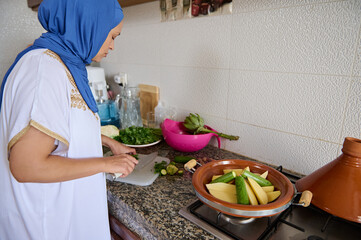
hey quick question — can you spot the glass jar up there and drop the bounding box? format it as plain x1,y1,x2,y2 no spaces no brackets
118,87,143,129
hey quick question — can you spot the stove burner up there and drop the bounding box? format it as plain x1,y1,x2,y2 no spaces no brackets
217,212,256,225
307,235,324,240
179,166,361,240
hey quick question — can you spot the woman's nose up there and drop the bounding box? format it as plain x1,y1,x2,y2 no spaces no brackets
109,40,114,50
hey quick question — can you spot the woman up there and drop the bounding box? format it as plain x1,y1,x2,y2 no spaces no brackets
0,0,137,239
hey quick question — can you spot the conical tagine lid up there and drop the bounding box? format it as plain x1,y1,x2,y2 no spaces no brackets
295,137,361,223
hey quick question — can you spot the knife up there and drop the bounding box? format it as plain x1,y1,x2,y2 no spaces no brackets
112,152,158,180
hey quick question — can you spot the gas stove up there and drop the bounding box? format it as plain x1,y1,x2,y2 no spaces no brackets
179,167,361,240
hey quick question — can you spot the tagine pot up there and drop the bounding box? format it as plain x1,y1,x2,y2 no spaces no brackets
296,137,361,223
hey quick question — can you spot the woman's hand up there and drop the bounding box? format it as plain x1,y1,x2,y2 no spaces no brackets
101,135,138,177
103,154,138,177
101,134,136,155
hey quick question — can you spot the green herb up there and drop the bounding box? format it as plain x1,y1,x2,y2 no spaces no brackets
154,161,167,174
130,154,139,160
113,126,163,145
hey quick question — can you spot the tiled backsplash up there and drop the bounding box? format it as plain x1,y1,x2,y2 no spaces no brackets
1,0,360,175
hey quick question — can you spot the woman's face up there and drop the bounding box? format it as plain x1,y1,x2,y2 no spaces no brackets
92,21,123,62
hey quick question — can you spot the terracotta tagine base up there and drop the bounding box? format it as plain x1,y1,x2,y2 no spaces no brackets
296,137,361,223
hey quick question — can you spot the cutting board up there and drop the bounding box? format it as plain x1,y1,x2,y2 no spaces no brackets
110,154,169,186
138,84,159,126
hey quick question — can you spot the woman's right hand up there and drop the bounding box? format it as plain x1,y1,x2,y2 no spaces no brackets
104,154,138,177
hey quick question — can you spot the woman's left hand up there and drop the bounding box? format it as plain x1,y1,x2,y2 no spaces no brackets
101,135,136,155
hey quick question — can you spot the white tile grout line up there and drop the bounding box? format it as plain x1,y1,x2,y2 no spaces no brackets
103,61,359,79
337,19,361,146
226,118,343,146
351,16,361,77
224,5,236,151
336,78,353,145
174,107,343,146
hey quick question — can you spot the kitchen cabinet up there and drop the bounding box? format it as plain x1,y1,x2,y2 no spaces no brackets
27,0,157,11
109,214,141,240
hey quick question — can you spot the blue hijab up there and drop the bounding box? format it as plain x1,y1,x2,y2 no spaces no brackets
0,0,124,113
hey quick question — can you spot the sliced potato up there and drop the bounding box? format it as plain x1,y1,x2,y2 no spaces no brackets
212,175,222,181
206,182,235,191
248,178,268,205
261,185,274,192
267,191,281,202
223,169,244,176
260,171,268,179
244,166,250,172
244,179,258,205
206,183,237,203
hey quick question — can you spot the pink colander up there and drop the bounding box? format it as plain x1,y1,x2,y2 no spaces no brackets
161,119,221,152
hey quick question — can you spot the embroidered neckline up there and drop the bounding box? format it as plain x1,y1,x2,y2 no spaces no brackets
44,50,98,120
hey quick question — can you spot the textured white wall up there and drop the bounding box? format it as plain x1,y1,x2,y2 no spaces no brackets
1,0,360,175
0,0,44,81
101,0,361,175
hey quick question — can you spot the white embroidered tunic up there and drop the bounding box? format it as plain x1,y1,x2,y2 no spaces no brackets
0,49,110,240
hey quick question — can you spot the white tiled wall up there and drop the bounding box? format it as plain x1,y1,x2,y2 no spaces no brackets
1,0,360,175
101,0,361,175
0,0,44,81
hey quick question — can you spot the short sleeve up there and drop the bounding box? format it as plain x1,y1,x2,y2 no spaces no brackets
6,49,70,155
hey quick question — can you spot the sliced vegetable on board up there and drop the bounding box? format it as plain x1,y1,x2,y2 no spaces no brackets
166,164,178,175
154,161,167,174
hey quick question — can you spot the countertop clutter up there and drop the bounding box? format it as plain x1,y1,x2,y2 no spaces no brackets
106,141,272,240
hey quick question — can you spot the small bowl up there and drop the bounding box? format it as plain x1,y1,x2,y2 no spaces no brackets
161,119,221,152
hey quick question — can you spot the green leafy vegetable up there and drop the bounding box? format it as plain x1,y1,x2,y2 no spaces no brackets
154,161,167,174
183,113,239,141
130,154,139,160
113,126,163,145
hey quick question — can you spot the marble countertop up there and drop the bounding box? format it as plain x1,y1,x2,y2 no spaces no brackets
106,142,300,239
